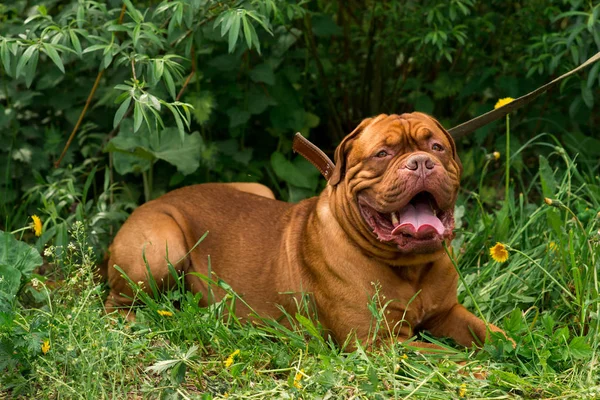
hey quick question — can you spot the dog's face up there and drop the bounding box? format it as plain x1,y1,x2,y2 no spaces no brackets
330,113,462,255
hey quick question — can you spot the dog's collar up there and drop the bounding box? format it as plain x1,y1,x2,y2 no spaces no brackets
292,132,335,180
295,51,600,180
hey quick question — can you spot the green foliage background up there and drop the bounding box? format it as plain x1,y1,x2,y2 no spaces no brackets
1,0,599,249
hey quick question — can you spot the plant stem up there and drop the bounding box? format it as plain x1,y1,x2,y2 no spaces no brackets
505,114,510,202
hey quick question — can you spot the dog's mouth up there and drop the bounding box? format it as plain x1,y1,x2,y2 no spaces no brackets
358,191,454,251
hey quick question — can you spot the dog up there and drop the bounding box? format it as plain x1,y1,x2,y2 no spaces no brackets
104,112,508,349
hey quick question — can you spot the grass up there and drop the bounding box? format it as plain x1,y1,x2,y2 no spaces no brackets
1,137,600,399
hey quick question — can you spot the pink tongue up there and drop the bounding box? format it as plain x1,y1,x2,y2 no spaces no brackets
391,202,445,237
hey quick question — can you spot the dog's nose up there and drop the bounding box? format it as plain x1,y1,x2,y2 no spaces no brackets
405,154,435,171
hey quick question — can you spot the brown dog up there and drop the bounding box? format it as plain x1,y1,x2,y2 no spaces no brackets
105,112,507,349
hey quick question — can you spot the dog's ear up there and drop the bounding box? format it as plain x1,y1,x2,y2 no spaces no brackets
329,117,374,186
415,112,463,177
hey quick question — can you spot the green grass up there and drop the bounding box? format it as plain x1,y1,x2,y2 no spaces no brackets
2,138,600,399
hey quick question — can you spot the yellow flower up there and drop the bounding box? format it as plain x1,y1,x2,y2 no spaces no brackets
494,97,514,109
41,339,50,355
549,241,558,252
224,349,240,368
31,215,43,237
489,242,509,263
459,383,467,397
157,310,173,317
401,354,408,359
493,151,501,160
293,368,304,389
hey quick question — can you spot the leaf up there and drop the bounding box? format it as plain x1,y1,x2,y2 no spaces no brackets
69,30,82,55
145,359,180,374
152,128,203,175
295,314,324,343
82,44,107,54
271,152,316,190
249,63,275,85
569,336,592,360
188,91,215,125
538,155,562,236
580,81,594,108
0,264,22,301
16,46,37,78
0,230,43,278
133,102,143,133
226,107,250,128
113,96,132,128
42,43,64,73
242,15,253,51
24,49,39,88
163,68,176,100
311,15,342,37
1,41,11,73
106,120,153,175
228,12,241,53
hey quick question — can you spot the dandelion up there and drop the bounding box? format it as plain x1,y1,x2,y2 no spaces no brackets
548,242,558,252
293,369,304,389
401,354,408,359
41,340,50,355
459,383,467,397
494,97,514,109
157,310,173,317
489,242,509,263
493,151,501,160
224,349,240,368
31,215,43,237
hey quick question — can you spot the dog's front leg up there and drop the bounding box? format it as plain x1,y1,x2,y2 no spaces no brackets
423,304,507,348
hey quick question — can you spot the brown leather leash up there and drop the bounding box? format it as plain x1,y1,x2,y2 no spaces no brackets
294,51,600,180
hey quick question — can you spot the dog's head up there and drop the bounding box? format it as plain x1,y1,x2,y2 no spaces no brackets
329,113,462,257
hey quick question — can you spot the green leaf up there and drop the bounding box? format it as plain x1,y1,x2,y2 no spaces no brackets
166,104,186,140
249,63,275,85
24,49,39,88
242,15,253,50
188,91,215,125
0,264,21,303
569,336,592,360
16,45,37,78
114,96,132,128
226,107,250,128
106,120,154,174
1,41,11,73
122,0,142,23
0,230,43,278
271,152,316,190
133,102,144,133
76,5,85,29
539,155,562,236
311,15,342,37
152,128,203,175
42,43,65,73
69,30,82,55
82,44,107,54
163,68,176,100
581,81,594,108
295,313,324,343
228,13,241,53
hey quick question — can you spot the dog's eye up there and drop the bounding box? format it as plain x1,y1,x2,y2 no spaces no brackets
376,150,389,158
432,143,444,151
